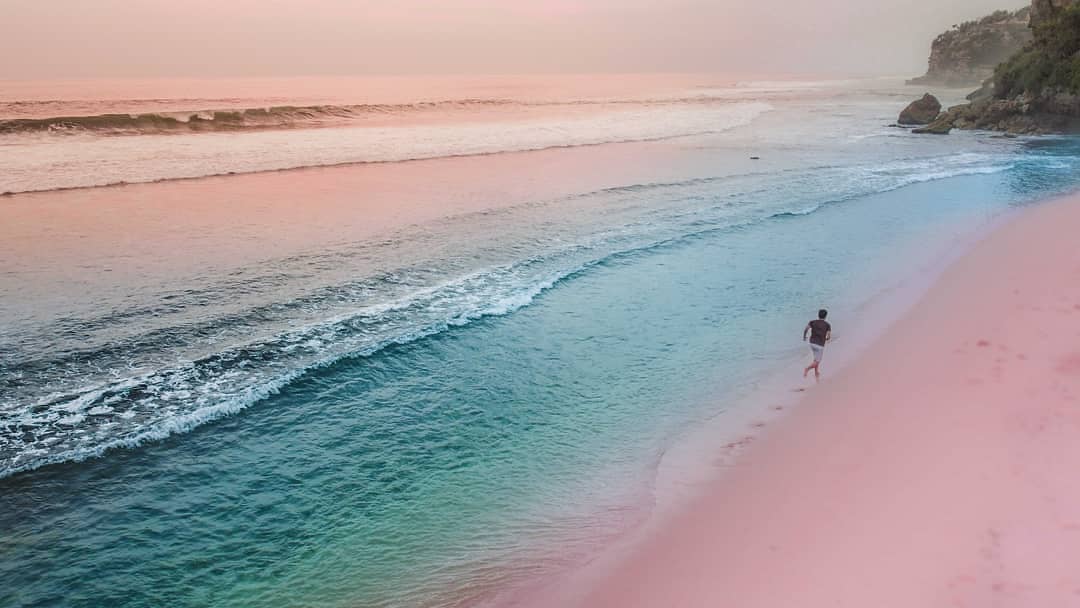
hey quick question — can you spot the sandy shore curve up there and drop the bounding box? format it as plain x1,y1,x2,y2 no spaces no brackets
559,194,1080,607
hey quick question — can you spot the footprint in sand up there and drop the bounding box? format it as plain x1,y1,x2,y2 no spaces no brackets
723,436,754,450
1056,353,1080,375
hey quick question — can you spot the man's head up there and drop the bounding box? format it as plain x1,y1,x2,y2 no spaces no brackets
818,309,828,320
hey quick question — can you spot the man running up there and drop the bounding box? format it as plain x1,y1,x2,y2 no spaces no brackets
803,309,831,381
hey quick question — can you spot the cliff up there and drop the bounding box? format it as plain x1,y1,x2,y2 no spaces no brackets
908,7,1032,87
918,0,1080,134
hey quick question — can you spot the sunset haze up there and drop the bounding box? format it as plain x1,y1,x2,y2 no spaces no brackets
3,0,1022,78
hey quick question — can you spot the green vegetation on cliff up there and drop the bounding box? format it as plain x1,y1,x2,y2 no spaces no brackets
994,4,1080,97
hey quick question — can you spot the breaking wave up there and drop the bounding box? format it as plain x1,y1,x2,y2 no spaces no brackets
0,101,773,194
0,100,520,135
0,149,1031,479
0,95,752,136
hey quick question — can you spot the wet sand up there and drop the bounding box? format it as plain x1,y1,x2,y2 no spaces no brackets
567,194,1080,607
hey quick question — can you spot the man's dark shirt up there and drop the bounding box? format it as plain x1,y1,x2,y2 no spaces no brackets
808,319,831,347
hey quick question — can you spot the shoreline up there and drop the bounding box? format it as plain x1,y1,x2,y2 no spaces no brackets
534,192,1080,606
505,190,1025,608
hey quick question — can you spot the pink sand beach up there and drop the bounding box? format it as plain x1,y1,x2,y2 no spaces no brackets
555,194,1080,607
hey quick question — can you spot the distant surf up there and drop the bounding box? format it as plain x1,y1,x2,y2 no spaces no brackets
0,101,772,194
0,99,518,135
0,95,768,137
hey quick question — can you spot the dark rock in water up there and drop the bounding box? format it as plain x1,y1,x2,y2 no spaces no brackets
750,156,760,160
898,94,943,125
913,120,953,135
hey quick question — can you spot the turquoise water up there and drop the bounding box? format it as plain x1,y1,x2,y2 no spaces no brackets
4,85,1080,606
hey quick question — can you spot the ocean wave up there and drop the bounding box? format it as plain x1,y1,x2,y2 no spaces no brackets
0,150,1032,479
0,260,587,479
0,100,518,135
0,102,773,195
0,95,749,137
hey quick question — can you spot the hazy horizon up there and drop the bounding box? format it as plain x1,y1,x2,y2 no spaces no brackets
2,0,1026,80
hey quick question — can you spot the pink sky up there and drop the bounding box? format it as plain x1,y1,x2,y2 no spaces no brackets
2,0,1024,78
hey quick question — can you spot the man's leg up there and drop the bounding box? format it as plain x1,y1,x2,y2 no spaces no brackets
805,345,819,378
809,345,823,381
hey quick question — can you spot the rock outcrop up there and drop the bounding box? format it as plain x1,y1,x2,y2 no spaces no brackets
908,7,1032,87
925,94,1080,133
913,121,953,135
898,94,943,125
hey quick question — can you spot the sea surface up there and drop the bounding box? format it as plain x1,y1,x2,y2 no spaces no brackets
2,75,1079,607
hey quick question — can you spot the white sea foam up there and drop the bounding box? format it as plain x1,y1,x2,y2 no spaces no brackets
0,259,587,478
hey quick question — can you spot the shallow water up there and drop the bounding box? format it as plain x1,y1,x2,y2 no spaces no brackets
2,77,1080,607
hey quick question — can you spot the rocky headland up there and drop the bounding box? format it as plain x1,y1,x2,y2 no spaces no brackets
908,0,1080,134
908,7,1032,87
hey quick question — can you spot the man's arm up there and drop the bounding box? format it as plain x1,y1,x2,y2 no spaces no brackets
803,323,810,341
825,329,832,343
